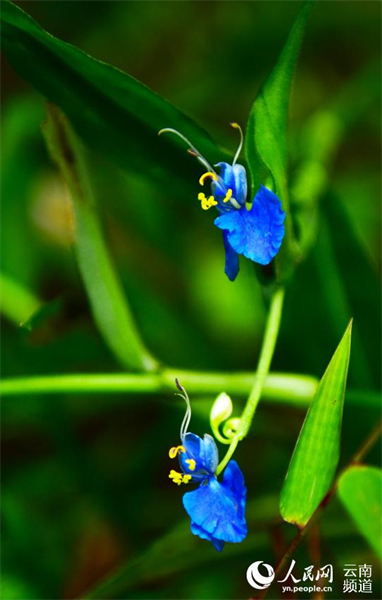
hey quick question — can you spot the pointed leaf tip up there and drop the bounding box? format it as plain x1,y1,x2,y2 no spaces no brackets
245,0,314,280
280,321,352,526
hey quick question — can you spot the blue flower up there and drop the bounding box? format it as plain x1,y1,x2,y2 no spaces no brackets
168,381,247,552
159,124,285,281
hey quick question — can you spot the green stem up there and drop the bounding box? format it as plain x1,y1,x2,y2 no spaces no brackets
0,369,315,404
239,287,285,436
1,369,378,408
216,286,285,475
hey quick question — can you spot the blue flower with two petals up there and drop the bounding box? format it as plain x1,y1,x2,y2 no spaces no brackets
168,381,247,552
159,124,285,281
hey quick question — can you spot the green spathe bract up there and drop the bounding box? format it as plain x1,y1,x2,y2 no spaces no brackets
338,465,382,559
280,320,352,527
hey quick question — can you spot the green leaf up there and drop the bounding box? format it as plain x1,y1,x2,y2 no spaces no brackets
280,320,352,527
0,271,41,326
41,104,158,372
1,0,226,188
337,465,382,559
245,0,314,279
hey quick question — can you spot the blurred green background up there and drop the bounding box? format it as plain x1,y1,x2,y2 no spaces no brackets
1,2,381,599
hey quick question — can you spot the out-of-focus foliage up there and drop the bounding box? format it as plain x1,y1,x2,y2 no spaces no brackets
41,104,157,371
338,465,382,560
1,1,381,599
1,0,227,190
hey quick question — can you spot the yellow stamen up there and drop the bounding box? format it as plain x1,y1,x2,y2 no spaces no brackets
198,193,218,211
169,445,185,459
169,470,183,485
185,458,196,471
199,172,218,186
223,188,233,203
169,470,192,485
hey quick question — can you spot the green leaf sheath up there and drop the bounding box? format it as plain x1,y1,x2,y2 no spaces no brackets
338,465,382,559
280,320,352,527
245,0,314,279
1,0,226,186
42,105,158,372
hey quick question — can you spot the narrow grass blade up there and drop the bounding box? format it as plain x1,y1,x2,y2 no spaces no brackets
280,320,352,527
41,104,158,372
245,0,314,279
338,465,382,559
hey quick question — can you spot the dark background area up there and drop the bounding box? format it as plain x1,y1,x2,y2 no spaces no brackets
2,2,381,599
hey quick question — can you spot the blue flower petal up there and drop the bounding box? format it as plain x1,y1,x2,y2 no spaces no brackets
202,434,219,473
211,162,247,212
180,433,207,481
221,460,247,523
180,433,219,479
210,537,225,552
190,522,225,552
215,162,247,206
223,231,239,281
182,460,247,550
182,433,203,460
214,185,285,265
232,165,248,205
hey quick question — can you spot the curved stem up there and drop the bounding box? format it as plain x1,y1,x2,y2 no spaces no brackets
216,286,285,475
